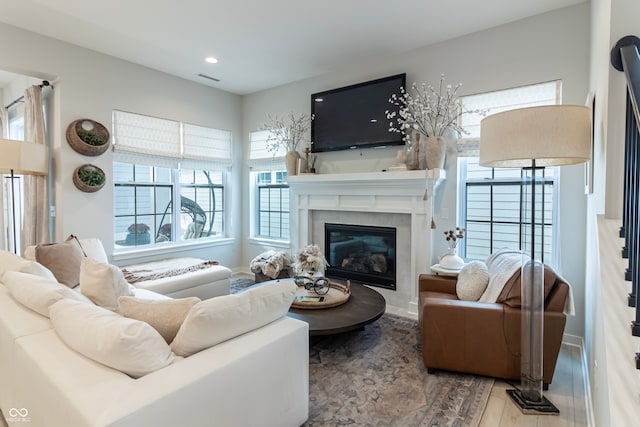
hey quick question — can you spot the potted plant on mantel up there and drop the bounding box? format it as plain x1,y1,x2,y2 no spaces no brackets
261,112,313,176
386,74,485,170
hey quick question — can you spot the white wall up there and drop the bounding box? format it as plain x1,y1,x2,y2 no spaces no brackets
0,22,243,268
241,4,591,336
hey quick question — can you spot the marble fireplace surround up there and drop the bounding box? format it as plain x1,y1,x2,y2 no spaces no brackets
287,170,444,316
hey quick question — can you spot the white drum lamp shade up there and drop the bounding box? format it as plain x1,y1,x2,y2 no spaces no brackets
480,105,591,168
0,139,48,254
0,139,48,176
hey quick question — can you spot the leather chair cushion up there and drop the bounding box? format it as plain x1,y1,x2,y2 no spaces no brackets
496,264,557,308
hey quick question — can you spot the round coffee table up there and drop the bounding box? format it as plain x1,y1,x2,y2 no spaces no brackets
285,280,386,336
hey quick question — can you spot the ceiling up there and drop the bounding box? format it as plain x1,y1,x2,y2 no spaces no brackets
0,0,586,95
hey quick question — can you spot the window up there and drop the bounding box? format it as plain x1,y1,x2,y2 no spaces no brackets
112,111,231,249
256,171,289,239
248,130,290,241
458,81,561,263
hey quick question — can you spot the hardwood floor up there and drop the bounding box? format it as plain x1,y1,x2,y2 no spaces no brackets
480,344,589,427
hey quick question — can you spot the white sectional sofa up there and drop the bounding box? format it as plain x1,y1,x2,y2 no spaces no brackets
0,250,309,427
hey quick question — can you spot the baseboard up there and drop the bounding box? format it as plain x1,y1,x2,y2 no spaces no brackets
562,333,595,427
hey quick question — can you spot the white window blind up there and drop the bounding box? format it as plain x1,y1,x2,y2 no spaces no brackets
248,130,286,171
458,80,561,156
182,123,232,169
112,110,232,169
113,110,180,159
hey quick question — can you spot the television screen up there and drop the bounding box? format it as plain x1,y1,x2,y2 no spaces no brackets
311,73,406,153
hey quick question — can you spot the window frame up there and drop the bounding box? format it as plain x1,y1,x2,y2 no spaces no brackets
251,170,290,243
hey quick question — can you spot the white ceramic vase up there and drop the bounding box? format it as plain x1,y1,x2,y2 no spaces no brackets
285,151,299,176
424,136,446,170
440,247,465,270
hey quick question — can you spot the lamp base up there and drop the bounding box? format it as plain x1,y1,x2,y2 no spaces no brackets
506,389,559,415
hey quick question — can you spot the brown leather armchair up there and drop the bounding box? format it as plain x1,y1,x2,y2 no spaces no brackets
418,271,569,386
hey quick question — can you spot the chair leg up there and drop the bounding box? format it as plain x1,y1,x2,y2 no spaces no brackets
543,382,549,391
427,368,437,374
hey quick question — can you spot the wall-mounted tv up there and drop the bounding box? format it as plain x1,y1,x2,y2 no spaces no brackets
310,73,406,153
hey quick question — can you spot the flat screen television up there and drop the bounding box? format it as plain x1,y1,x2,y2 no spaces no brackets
310,73,406,153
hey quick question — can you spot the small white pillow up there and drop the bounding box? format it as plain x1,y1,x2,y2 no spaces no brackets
77,238,109,264
79,257,134,311
456,260,490,301
3,271,93,317
49,299,178,378
171,280,297,357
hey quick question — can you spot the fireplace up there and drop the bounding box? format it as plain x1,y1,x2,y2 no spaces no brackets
324,223,396,290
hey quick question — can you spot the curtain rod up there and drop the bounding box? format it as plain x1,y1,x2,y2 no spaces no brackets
4,80,53,110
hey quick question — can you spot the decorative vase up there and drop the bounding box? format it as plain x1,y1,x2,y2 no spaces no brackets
405,132,421,170
439,247,465,270
285,151,299,176
424,136,446,170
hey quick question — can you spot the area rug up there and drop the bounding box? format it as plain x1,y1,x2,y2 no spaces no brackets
230,277,256,293
230,278,494,426
304,314,493,427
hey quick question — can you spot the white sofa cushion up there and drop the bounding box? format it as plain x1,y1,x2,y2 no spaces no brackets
118,296,200,343
80,257,134,311
0,250,56,281
49,299,178,378
170,280,297,357
3,271,93,317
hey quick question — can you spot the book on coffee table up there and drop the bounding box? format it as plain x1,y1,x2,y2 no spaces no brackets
295,295,325,303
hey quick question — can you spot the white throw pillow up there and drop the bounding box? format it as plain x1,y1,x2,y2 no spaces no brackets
171,280,297,357
3,271,93,317
0,250,56,281
49,299,178,378
456,260,490,301
77,238,109,263
79,257,134,311
118,296,201,343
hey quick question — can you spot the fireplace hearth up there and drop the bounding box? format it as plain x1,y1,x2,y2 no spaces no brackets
325,223,396,290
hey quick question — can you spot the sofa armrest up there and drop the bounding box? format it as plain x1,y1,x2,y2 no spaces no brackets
418,274,457,295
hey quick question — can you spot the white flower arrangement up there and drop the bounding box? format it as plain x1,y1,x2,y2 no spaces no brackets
261,113,313,154
386,74,482,141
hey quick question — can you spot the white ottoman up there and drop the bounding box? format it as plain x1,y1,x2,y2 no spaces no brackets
122,258,232,300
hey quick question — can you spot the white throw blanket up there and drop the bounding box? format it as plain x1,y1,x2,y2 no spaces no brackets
478,248,575,316
478,249,525,303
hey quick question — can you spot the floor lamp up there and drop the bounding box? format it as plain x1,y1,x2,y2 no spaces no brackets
0,139,48,254
480,105,590,414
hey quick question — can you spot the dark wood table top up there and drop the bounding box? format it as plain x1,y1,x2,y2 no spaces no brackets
286,281,386,336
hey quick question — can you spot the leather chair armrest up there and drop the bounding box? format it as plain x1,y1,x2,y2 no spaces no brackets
418,274,457,295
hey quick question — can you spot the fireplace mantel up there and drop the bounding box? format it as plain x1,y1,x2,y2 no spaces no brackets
288,168,445,316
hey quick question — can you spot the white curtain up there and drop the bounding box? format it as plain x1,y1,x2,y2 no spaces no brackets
0,107,7,251
22,85,49,248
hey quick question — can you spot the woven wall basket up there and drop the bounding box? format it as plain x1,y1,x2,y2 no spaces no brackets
73,164,106,193
66,119,110,156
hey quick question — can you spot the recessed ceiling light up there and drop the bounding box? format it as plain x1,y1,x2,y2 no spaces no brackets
205,57,218,64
